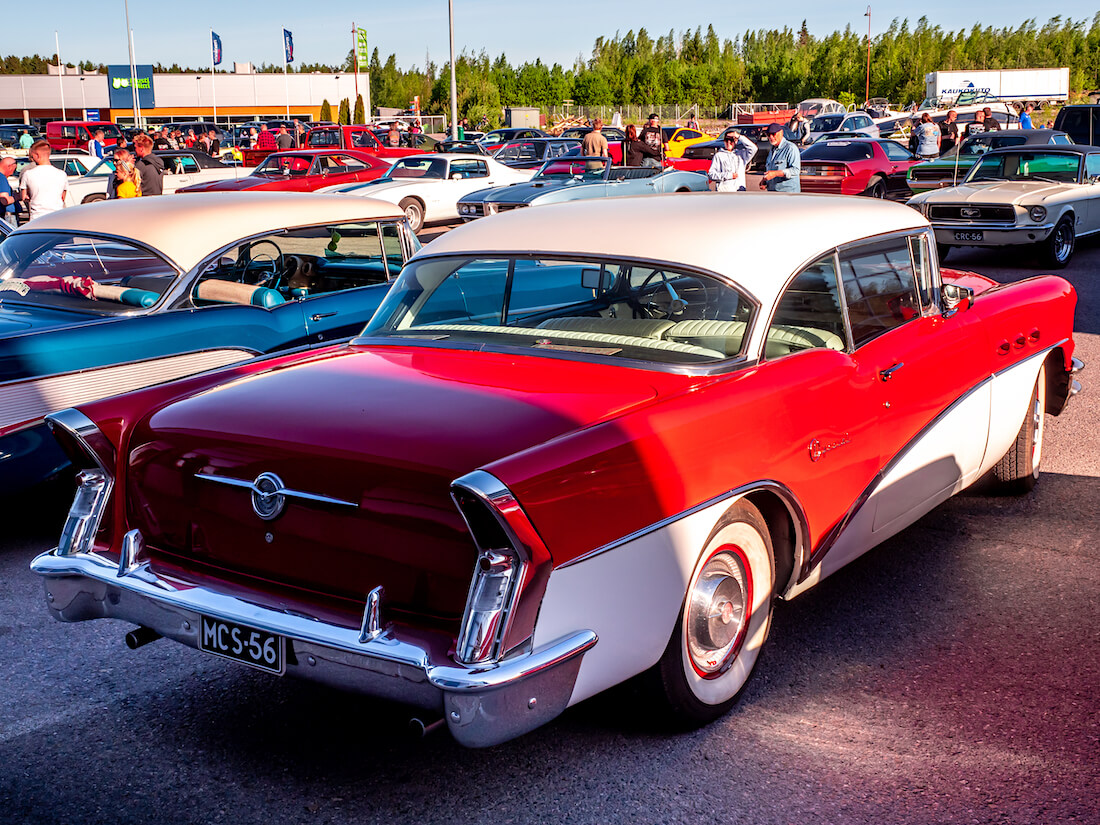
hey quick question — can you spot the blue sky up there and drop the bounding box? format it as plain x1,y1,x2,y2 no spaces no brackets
6,3,1098,73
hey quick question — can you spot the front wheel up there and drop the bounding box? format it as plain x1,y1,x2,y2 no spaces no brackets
651,501,775,725
1040,217,1074,268
399,198,424,234
990,364,1045,493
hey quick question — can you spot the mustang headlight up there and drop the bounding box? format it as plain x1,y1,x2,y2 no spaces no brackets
58,469,110,556
1028,205,1047,223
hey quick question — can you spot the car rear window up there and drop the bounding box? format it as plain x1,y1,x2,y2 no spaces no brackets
802,142,874,162
812,114,844,132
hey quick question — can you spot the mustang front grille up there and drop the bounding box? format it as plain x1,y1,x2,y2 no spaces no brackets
928,204,1016,223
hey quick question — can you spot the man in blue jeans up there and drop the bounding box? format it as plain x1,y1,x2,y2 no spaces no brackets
760,123,801,192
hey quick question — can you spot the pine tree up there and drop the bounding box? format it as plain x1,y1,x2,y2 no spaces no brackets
353,94,365,124
338,98,351,125
319,99,332,122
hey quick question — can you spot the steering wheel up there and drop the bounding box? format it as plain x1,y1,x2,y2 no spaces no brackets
233,239,284,286
630,270,700,319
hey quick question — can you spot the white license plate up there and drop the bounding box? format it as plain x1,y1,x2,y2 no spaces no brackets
199,616,285,674
954,230,984,242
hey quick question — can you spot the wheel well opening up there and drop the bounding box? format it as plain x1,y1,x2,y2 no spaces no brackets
742,491,798,595
1044,346,1074,416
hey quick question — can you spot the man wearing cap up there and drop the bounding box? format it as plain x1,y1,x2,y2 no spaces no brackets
760,123,800,192
707,133,749,192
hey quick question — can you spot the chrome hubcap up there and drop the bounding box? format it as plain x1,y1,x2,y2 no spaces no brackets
1054,226,1072,260
687,551,749,676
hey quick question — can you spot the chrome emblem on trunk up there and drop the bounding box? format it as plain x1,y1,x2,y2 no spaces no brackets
960,207,980,218
251,473,286,520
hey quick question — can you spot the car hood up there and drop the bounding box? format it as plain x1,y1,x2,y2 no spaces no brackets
920,180,1071,204
180,176,273,192
470,178,594,204
123,344,663,620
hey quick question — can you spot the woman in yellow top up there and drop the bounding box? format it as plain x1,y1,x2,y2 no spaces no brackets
112,149,142,198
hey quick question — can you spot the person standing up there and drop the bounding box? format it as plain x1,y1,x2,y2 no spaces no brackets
639,113,664,167
1020,103,1035,130
706,133,748,192
111,148,142,198
759,123,800,192
152,128,171,150
19,130,34,150
725,129,757,169
624,124,660,167
915,113,941,159
0,156,19,228
981,107,1001,131
964,110,988,138
87,129,106,160
581,119,609,157
132,134,164,196
18,140,68,221
939,110,959,155
275,126,295,150
254,124,277,151
785,111,810,145
206,129,221,155
686,112,699,130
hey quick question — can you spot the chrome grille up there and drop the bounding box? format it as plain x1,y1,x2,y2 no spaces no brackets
495,203,527,213
928,204,1016,223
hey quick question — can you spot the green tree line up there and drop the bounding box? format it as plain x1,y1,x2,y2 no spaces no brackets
4,15,1097,120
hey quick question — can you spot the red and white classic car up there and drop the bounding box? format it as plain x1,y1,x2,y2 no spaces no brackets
32,195,1081,747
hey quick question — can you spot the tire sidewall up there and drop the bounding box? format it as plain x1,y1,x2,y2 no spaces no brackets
399,198,423,233
674,503,775,710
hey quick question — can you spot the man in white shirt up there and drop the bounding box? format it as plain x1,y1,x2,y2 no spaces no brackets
87,129,106,160
19,141,68,222
707,133,749,192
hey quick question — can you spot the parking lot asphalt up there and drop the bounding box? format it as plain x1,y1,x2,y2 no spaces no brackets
0,227,1096,824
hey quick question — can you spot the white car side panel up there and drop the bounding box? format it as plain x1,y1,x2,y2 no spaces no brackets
0,349,254,434
976,347,1051,478
533,494,746,706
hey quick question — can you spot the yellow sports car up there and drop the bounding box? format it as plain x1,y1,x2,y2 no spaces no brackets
662,126,715,158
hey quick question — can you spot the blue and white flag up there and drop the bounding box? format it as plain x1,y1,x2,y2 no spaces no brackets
211,31,223,66
283,29,294,64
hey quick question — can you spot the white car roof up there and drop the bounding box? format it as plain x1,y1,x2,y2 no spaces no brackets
19,192,405,272
417,193,929,308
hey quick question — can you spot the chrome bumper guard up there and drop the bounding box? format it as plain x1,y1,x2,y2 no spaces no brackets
31,548,597,748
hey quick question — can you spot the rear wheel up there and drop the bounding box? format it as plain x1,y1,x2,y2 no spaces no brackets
863,177,887,198
1040,217,1074,268
398,198,424,233
82,194,106,204
991,364,1045,493
651,501,775,724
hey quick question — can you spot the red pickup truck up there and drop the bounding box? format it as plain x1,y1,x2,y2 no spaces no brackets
240,125,428,167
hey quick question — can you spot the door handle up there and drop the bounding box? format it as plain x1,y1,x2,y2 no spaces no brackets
879,362,905,382
310,312,337,321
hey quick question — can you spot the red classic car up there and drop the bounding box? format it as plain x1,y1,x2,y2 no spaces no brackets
799,137,922,198
32,195,1081,748
304,125,429,159
176,150,392,193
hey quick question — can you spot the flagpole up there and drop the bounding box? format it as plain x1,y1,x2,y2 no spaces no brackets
283,28,290,119
55,31,67,120
352,22,359,104
123,0,139,128
130,28,142,127
210,30,218,125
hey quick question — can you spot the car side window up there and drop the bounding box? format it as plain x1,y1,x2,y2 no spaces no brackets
450,159,487,178
839,239,922,347
767,255,848,358
1086,153,1100,181
881,141,913,161
1052,134,1072,145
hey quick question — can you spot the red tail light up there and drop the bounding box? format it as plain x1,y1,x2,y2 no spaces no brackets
803,164,850,177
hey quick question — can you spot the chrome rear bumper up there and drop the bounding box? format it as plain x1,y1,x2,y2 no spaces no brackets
31,547,596,748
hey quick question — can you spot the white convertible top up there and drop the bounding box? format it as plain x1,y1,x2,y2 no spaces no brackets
17,192,404,272
417,193,930,308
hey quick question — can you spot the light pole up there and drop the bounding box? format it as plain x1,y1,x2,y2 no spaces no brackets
55,32,67,120
864,6,871,105
448,0,458,139
79,76,87,120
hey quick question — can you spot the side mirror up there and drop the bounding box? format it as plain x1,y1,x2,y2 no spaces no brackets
581,267,613,291
941,283,974,317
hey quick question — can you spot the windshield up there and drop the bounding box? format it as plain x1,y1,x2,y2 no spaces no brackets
255,154,314,177
86,159,117,176
812,114,844,132
362,255,754,366
535,158,609,180
382,157,447,180
0,232,178,314
965,151,1081,184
